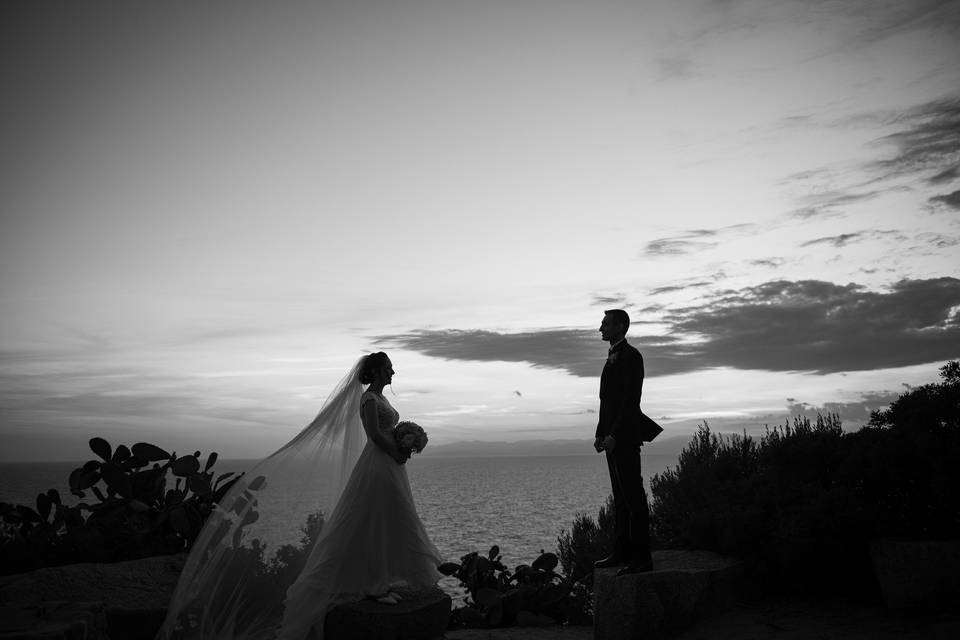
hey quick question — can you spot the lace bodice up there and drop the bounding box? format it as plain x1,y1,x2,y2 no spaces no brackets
361,390,400,433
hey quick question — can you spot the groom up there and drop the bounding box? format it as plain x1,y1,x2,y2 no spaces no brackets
593,309,654,575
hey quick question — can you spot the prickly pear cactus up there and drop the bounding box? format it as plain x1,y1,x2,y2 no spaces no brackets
441,545,574,629
0,436,241,575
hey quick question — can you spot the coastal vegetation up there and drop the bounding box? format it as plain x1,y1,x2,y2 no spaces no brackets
1,360,956,628
651,360,959,598
0,439,240,575
556,493,614,619
559,359,960,612
438,546,588,628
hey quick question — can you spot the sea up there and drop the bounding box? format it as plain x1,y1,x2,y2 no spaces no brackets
0,454,679,595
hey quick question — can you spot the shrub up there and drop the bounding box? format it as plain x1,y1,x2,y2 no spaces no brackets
651,423,762,554
557,494,615,585
439,545,579,628
0,437,241,575
554,494,614,622
650,414,878,595
648,361,960,599
165,509,325,637
868,361,960,431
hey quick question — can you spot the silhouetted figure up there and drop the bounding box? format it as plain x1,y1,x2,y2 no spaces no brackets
593,309,654,576
158,353,442,640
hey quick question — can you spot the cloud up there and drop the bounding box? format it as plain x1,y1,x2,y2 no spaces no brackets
776,114,815,129
377,277,960,377
785,391,903,426
838,0,960,45
0,340,336,460
930,190,960,210
375,328,602,377
799,229,905,248
643,225,757,258
591,293,628,307
750,257,786,268
928,166,958,185
910,231,960,250
649,281,713,295
657,56,698,80
870,95,960,181
784,95,959,221
800,233,863,248
665,277,960,373
637,304,667,314
644,237,718,257
781,168,833,184
789,190,879,220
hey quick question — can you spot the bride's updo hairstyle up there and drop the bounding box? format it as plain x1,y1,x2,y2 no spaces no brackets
360,351,389,385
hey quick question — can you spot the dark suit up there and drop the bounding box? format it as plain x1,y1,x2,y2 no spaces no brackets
596,339,652,564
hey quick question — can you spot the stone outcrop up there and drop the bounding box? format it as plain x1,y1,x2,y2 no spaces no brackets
870,539,960,612
326,586,452,640
0,554,186,640
1,556,453,640
0,549,747,639
0,601,108,640
593,549,742,640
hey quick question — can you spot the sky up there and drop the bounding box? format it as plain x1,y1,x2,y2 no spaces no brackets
2,0,959,462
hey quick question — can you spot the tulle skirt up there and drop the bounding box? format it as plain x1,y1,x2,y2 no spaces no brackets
277,442,443,640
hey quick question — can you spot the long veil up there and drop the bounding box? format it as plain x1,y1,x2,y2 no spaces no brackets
157,357,366,639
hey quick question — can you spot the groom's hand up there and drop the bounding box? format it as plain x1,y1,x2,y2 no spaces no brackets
593,437,604,453
602,435,616,453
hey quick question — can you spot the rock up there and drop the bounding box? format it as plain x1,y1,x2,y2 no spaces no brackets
446,626,593,640
0,601,108,640
325,586,452,640
870,539,960,612
593,549,742,640
0,554,186,608
0,554,186,640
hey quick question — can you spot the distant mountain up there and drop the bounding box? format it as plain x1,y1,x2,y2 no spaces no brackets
421,433,699,458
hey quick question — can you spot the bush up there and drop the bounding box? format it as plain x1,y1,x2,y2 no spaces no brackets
557,494,615,585
439,545,580,628
651,424,763,555
648,361,960,599
0,437,242,575
165,509,324,637
868,360,960,431
651,415,881,596
554,494,614,622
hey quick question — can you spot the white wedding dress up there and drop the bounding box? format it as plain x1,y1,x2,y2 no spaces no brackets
277,390,443,640
156,359,442,640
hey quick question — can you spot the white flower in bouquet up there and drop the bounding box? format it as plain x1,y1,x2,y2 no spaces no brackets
394,421,428,460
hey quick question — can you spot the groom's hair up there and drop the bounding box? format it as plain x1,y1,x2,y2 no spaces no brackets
604,309,630,332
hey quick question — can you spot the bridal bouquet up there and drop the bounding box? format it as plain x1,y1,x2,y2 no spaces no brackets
394,421,428,461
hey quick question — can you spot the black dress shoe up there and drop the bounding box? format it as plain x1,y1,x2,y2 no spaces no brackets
593,555,627,569
616,560,654,576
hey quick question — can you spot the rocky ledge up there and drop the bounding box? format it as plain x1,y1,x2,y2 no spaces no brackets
0,601,108,640
326,586,452,640
0,555,452,640
0,554,186,640
593,549,743,640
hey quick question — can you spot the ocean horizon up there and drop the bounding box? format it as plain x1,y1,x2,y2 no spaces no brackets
0,453,679,568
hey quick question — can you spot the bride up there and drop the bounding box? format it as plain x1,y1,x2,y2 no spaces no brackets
158,352,443,640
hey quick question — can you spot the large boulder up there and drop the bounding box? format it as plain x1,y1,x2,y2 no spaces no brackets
0,554,186,640
325,586,452,640
870,539,960,612
593,549,742,640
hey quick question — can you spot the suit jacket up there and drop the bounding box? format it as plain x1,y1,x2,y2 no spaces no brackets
596,340,645,445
